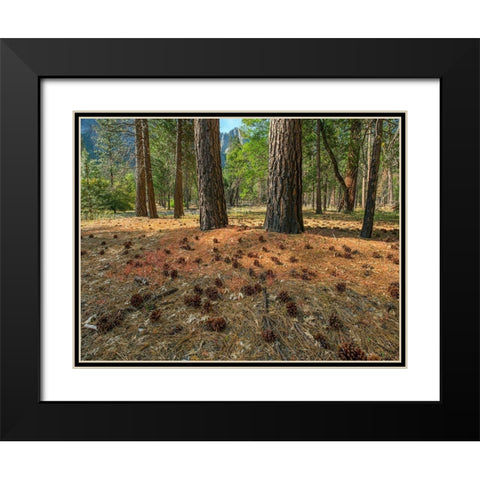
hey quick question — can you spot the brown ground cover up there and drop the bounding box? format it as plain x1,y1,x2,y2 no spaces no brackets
80,208,400,362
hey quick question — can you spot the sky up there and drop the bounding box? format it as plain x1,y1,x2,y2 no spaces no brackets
219,118,243,133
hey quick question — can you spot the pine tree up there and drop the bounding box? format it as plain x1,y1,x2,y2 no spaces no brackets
194,119,228,230
264,119,304,233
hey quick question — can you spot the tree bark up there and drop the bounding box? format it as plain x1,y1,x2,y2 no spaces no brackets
343,119,362,212
174,119,184,218
134,119,148,217
323,178,327,211
361,119,383,238
315,120,323,214
193,119,228,230
387,166,393,204
363,126,372,208
140,119,158,218
264,119,304,234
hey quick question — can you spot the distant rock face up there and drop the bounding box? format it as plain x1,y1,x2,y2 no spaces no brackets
81,119,99,159
220,127,245,167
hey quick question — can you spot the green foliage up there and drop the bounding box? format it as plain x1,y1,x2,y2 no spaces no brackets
224,119,269,205
80,120,136,218
149,119,197,209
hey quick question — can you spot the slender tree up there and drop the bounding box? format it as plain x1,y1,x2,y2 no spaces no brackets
360,119,384,238
319,119,361,213
193,119,228,230
361,126,372,209
343,119,362,212
315,120,323,214
174,119,184,218
141,119,158,218
264,119,304,233
135,119,148,216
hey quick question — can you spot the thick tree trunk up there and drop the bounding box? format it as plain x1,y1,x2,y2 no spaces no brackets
343,119,362,212
315,120,323,214
135,120,148,217
141,120,158,218
361,119,384,238
264,119,304,234
174,119,184,218
193,119,228,230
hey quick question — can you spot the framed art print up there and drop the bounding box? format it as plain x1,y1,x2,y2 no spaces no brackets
1,39,478,440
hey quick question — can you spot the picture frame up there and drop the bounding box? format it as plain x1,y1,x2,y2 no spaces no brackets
1,39,478,440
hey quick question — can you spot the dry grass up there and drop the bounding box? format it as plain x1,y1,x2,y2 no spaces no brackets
80,208,400,362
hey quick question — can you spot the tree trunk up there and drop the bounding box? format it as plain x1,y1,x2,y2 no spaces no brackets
323,178,327,211
387,166,393,204
361,164,367,210
343,119,362,212
193,119,228,230
361,119,384,238
264,119,304,234
174,119,184,218
319,121,348,205
365,127,372,206
315,120,323,214
134,120,148,217
141,119,158,218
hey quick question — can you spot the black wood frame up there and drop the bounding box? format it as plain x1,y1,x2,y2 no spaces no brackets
0,39,478,440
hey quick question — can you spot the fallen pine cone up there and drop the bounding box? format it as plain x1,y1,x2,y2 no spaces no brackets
277,290,291,303
286,301,298,317
388,282,400,299
150,309,162,323
328,312,343,330
130,294,144,308
206,317,226,332
262,329,276,342
97,310,124,333
205,287,219,300
184,294,201,308
313,332,330,349
338,341,367,361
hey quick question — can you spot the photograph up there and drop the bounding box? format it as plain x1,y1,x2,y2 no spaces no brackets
77,113,404,365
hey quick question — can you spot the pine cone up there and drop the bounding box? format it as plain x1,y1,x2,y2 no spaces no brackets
313,332,330,349
262,329,276,342
97,310,124,333
207,317,226,332
328,312,343,330
184,294,201,308
241,285,255,296
277,290,291,303
338,341,367,360
286,302,298,317
205,287,219,300
150,309,162,323
388,282,400,299
130,294,144,308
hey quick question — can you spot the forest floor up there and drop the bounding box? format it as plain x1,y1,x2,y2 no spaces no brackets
80,207,401,363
